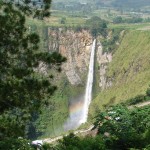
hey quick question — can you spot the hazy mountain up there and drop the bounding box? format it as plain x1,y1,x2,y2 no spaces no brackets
52,0,150,8
112,0,150,8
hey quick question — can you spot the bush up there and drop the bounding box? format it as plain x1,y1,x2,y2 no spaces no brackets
101,29,121,53
146,87,150,97
126,95,146,105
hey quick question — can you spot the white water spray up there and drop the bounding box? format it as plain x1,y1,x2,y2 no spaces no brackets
80,39,96,124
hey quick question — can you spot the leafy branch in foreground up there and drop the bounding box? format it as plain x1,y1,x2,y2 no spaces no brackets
3,0,52,18
0,1,66,149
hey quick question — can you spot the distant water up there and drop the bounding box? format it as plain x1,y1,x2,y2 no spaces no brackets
64,39,96,130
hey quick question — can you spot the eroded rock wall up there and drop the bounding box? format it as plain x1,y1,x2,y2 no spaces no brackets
48,28,93,85
97,40,112,90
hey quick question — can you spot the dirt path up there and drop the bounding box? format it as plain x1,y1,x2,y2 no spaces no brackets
43,135,63,143
128,101,150,109
137,26,150,31
43,125,94,144
134,101,150,107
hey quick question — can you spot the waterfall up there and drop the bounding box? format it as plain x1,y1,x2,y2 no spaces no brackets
80,39,96,124
64,39,96,130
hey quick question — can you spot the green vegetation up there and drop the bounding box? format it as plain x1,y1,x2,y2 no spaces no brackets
33,77,85,139
28,88,69,139
85,16,107,37
44,0,150,32
113,16,143,24
90,30,150,119
123,87,150,106
41,103,150,150
27,13,87,28
108,23,150,30
101,29,123,53
0,1,66,149
93,104,150,150
24,20,70,139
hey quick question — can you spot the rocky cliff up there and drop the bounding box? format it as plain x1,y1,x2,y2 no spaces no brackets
48,28,113,89
97,41,112,90
48,28,93,85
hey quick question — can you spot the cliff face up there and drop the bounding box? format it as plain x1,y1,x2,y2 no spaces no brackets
48,28,93,85
97,41,112,90
48,28,113,89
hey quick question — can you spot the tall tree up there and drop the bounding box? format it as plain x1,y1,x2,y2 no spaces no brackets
0,1,66,149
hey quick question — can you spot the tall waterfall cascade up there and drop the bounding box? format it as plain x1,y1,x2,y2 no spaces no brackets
80,39,96,124
64,39,96,130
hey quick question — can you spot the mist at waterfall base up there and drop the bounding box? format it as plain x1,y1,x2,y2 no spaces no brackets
64,94,85,131
64,40,96,131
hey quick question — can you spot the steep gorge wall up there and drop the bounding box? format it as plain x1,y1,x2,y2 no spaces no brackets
48,28,113,89
96,41,112,90
48,28,93,85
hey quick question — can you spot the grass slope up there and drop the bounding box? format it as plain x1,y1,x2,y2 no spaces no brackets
90,30,150,119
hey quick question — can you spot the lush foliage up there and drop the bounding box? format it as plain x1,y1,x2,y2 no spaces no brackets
6,0,52,19
41,104,150,150
85,16,107,37
101,29,122,53
93,105,150,149
0,1,66,149
113,16,143,24
124,87,150,106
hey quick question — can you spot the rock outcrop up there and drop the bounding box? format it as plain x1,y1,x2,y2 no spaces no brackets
97,41,112,90
48,28,93,85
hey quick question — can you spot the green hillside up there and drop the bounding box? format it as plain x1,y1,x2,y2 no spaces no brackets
90,30,150,119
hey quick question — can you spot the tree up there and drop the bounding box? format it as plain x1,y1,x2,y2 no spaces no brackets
113,16,123,24
146,86,150,97
60,17,66,24
6,0,52,19
85,16,107,37
0,1,66,149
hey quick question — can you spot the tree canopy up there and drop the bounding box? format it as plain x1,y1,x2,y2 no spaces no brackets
0,1,66,149
93,105,150,149
85,16,107,37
